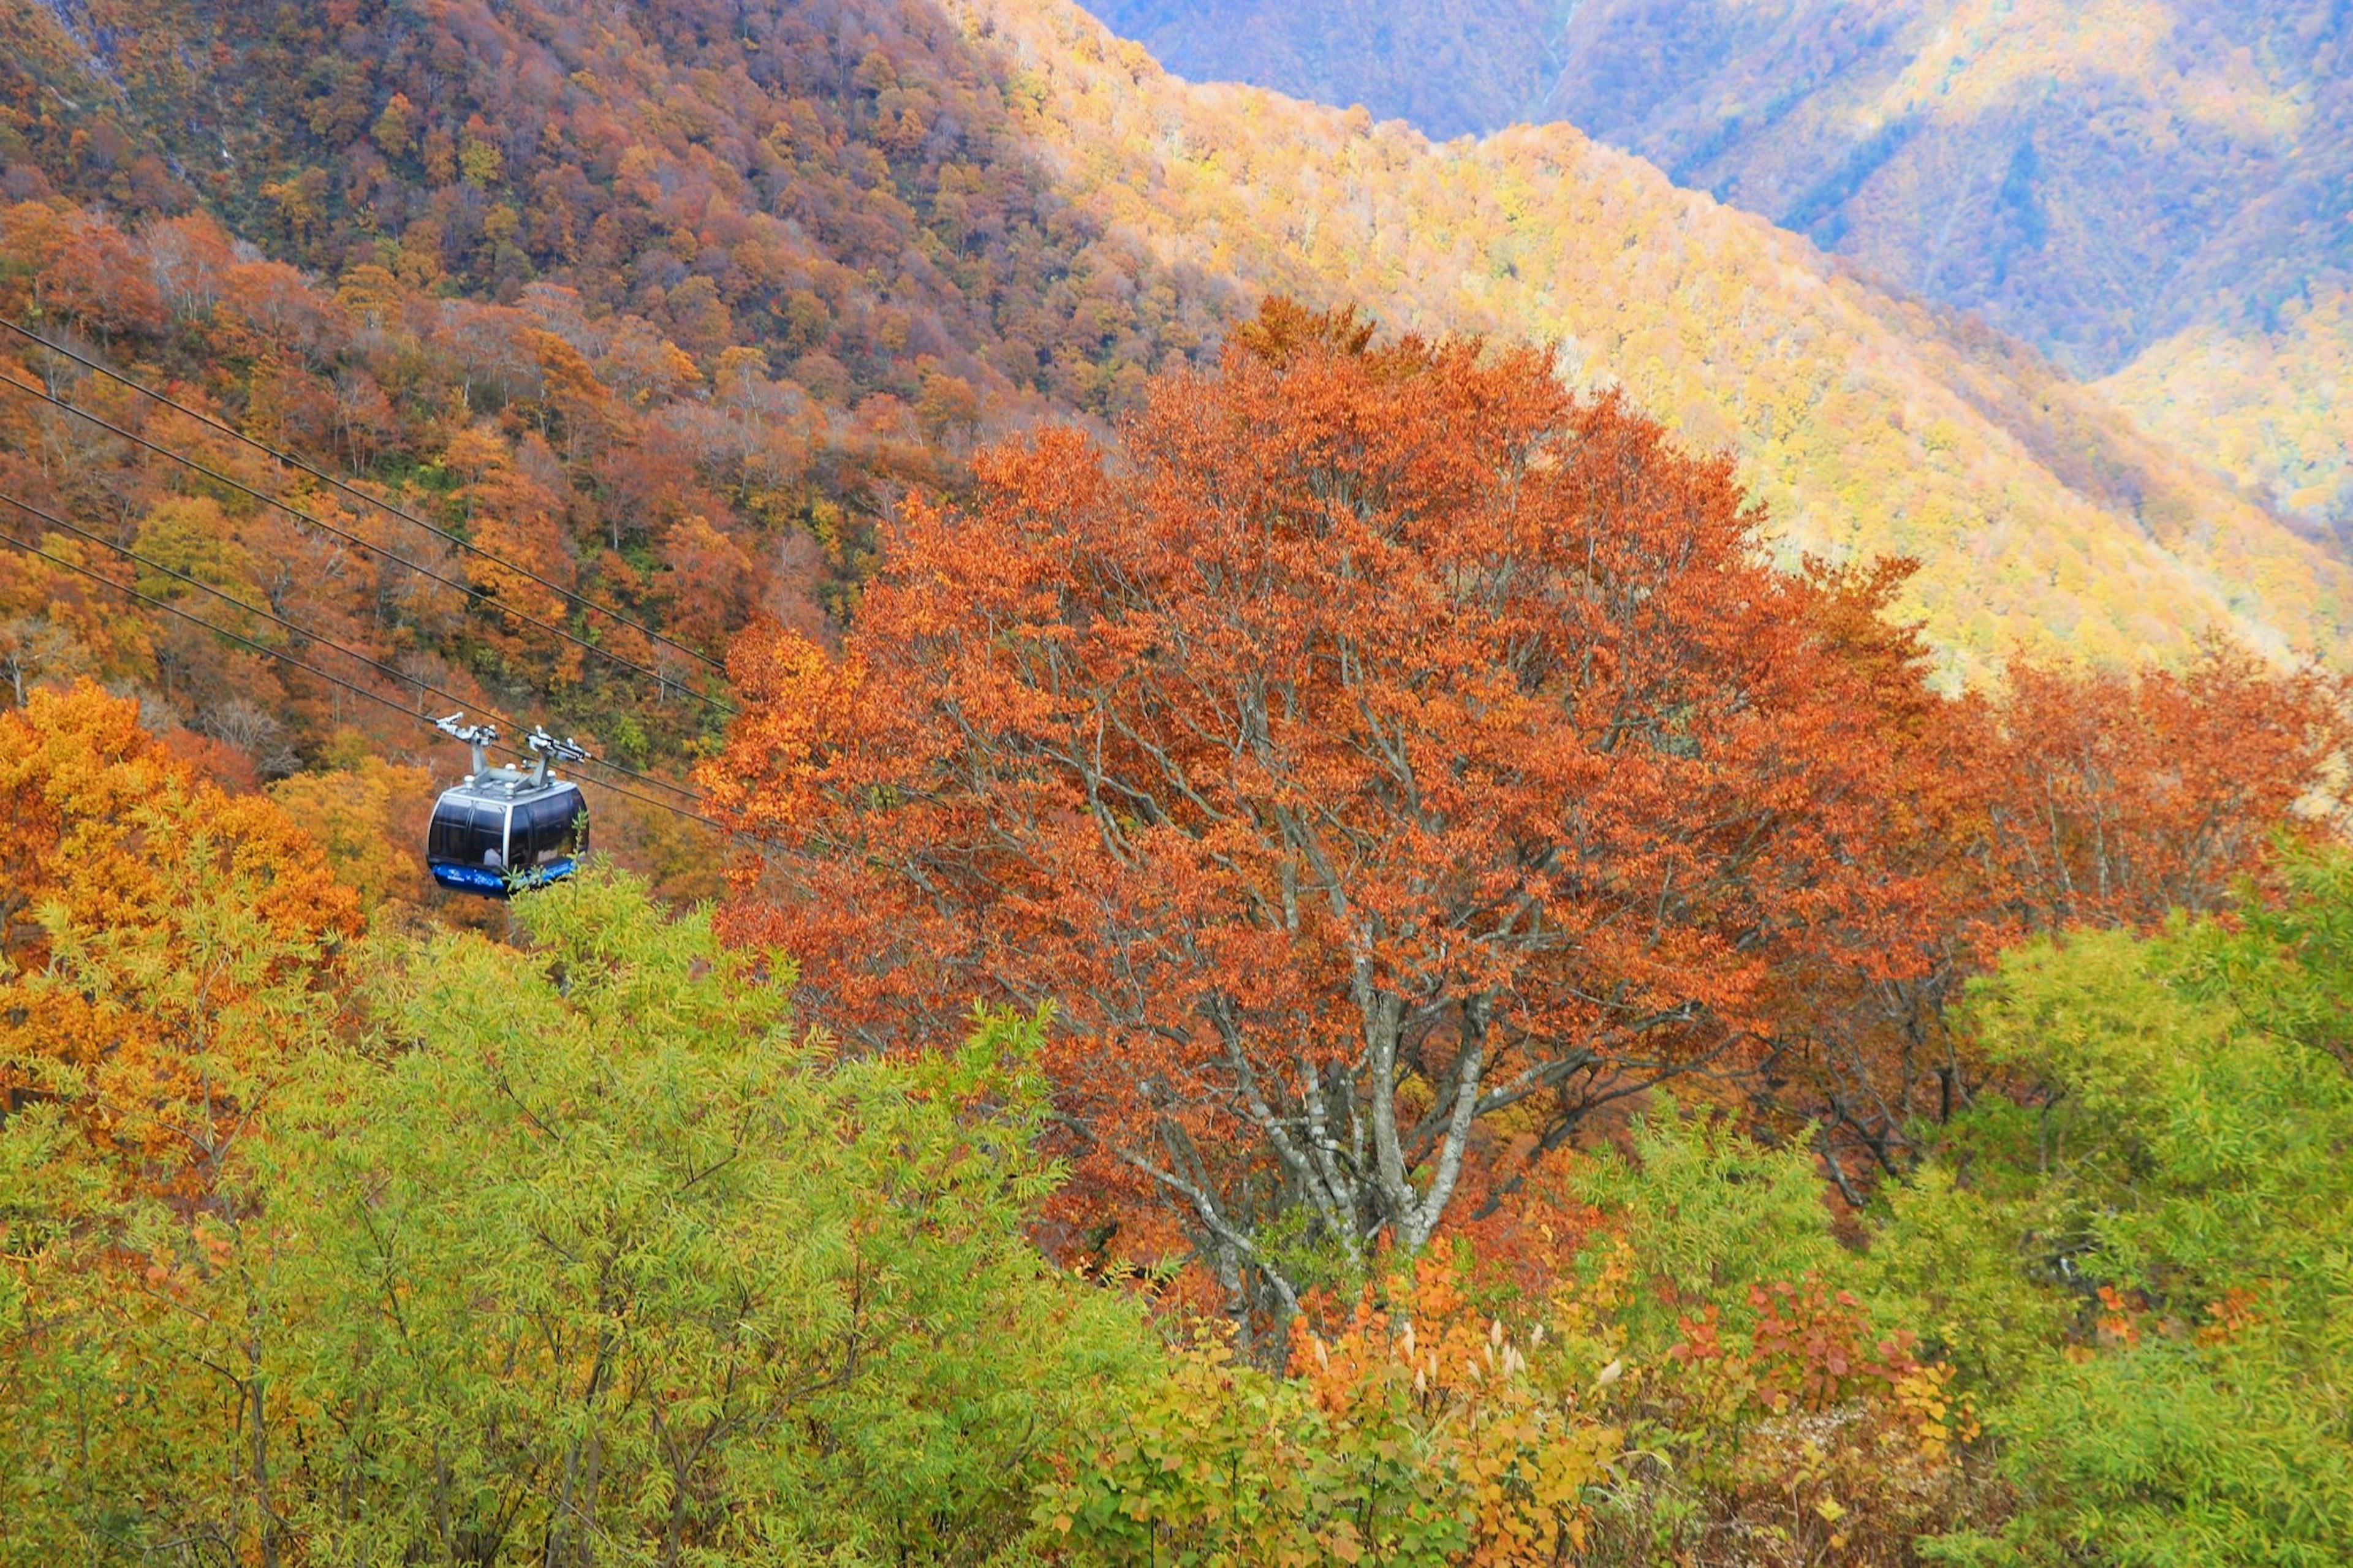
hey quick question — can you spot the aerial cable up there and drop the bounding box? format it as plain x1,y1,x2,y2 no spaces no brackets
0,316,728,675
0,490,708,809
0,366,733,717
0,369,735,719
0,490,706,806
0,490,701,805
0,519,740,835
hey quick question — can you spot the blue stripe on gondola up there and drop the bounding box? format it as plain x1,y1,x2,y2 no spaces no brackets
431,858,581,896
431,862,511,893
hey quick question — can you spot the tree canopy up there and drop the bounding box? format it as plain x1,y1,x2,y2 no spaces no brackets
708,306,2349,1339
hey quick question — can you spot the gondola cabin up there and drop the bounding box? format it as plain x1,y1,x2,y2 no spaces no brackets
426,716,590,896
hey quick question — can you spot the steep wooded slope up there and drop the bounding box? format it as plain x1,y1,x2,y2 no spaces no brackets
0,0,1244,807
1080,0,2353,381
963,0,2353,678
0,0,1236,416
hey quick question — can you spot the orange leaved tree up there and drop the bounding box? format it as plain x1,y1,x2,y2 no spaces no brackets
707,306,1955,1332
1985,649,2349,930
1756,643,2352,1198
0,683,359,1200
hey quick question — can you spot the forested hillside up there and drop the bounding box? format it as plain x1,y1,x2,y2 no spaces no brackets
0,0,1249,848
0,0,1235,407
4,0,2343,745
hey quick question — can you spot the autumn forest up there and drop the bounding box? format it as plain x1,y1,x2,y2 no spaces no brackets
3,1,2351,1564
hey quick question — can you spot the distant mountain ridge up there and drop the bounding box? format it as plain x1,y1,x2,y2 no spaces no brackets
1078,0,2353,378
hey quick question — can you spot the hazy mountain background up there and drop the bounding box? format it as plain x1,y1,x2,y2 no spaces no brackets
1078,0,2353,533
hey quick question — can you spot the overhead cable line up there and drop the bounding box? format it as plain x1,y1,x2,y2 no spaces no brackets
1,316,729,675
0,490,710,811
0,368,735,719
0,490,704,806
0,520,737,834
0,520,731,831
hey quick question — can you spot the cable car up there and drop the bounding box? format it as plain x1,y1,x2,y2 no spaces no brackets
426,714,590,896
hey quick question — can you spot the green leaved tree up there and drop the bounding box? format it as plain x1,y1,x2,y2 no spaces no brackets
1916,853,2353,1564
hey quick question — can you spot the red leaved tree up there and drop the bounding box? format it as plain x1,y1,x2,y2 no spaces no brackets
1985,650,2347,928
1753,642,2351,1198
706,305,1952,1330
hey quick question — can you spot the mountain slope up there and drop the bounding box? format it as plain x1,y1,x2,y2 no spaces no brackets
2101,289,2353,542
0,0,1278,864
958,0,2353,679
0,0,1237,419
2,0,2348,692
1078,0,2353,382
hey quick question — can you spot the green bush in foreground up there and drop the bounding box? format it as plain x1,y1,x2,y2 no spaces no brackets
1919,854,2353,1564
1,866,1153,1564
